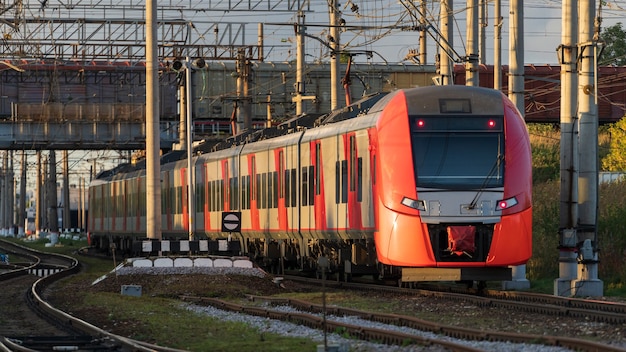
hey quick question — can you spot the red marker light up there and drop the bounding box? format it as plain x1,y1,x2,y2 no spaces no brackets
499,201,508,209
488,120,496,128
417,120,425,127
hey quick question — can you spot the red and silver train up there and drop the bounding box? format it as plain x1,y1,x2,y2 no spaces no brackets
89,85,532,283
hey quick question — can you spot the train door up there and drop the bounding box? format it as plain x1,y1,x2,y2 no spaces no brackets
367,129,378,230
311,140,328,237
247,154,260,233
284,143,299,238
274,148,288,232
340,132,363,236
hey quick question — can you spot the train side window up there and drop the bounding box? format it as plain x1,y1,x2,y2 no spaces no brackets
309,165,315,205
256,174,261,207
207,181,212,212
272,171,278,208
341,160,348,203
177,186,183,214
196,182,204,212
357,157,363,202
335,161,340,204
266,172,272,209
211,180,216,212
290,169,297,208
261,173,267,209
241,175,249,210
301,167,308,206
219,179,224,211
284,169,290,207
234,177,240,210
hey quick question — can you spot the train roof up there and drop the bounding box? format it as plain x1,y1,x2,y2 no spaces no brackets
95,91,393,180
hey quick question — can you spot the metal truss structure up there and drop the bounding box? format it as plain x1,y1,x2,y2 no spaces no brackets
0,0,310,63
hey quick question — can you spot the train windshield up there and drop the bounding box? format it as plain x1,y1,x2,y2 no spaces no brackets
410,116,504,189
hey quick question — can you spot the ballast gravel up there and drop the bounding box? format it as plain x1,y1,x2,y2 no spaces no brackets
184,302,571,352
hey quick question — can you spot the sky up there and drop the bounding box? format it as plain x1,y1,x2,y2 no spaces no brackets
190,0,626,65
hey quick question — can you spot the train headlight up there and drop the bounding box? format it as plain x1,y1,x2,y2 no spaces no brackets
496,197,518,211
401,197,426,211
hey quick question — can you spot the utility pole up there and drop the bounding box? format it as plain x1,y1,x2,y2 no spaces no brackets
419,1,427,64
438,0,453,85
293,11,316,116
466,0,479,86
555,0,579,297
235,49,252,133
503,0,530,290
19,151,26,236
329,0,340,110
493,0,502,90
479,0,487,65
63,150,70,230
146,0,162,241
573,0,603,297
185,57,195,241
47,151,59,240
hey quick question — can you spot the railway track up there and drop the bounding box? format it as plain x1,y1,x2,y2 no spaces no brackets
181,293,625,352
0,238,187,352
261,275,626,351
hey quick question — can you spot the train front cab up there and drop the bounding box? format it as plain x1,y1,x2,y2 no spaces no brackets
373,86,532,284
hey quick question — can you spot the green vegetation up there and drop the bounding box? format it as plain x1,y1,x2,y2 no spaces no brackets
527,123,626,294
601,118,626,171
85,294,315,351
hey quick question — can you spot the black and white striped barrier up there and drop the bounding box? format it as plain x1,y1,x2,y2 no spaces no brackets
134,239,241,254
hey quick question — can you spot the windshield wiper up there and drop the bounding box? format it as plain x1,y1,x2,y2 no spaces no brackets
467,153,503,210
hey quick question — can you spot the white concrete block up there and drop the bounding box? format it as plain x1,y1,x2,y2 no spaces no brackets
154,257,174,267
199,240,209,251
180,240,190,251
132,259,154,267
174,257,193,267
194,258,213,267
233,259,253,268
213,258,233,268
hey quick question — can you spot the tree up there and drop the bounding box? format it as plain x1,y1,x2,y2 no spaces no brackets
600,22,626,66
601,118,626,171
